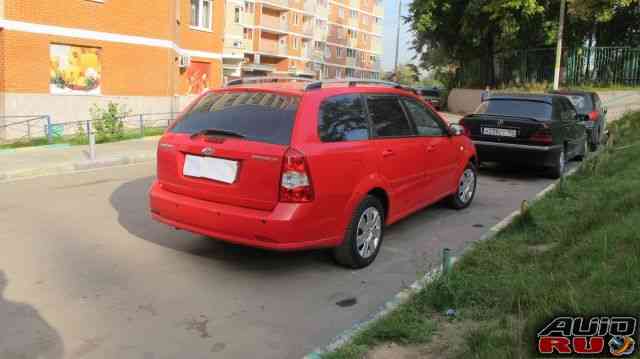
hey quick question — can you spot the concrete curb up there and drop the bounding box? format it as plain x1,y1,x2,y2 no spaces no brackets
303,165,583,358
0,153,157,183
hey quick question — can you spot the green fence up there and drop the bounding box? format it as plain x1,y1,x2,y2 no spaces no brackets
455,46,640,87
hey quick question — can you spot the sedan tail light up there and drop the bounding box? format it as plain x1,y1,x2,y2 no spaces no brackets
530,124,553,145
588,111,598,121
279,148,314,203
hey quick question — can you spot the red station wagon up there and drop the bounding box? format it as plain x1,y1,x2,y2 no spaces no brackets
149,78,478,268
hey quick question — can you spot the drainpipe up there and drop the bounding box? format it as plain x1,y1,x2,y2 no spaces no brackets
170,0,180,118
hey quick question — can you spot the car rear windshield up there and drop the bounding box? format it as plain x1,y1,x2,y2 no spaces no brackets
476,99,552,120
563,94,593,114
170,91,300,145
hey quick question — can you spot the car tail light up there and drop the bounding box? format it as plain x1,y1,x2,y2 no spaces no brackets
530,124,553,145
279,148,314,203
588,111,598,121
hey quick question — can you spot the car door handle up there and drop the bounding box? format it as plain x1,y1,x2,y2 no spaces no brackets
381,149,395,157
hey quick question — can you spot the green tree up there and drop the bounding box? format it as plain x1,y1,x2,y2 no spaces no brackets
384,63,421,85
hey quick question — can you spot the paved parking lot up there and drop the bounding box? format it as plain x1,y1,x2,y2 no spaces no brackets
0,161,575,359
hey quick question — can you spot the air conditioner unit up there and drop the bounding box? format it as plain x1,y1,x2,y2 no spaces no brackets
178,55,191,68
233,41,242,48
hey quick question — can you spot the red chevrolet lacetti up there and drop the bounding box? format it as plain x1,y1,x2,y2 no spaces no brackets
149,78,478,268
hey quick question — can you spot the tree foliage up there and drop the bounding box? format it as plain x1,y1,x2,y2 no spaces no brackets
407,0,640,85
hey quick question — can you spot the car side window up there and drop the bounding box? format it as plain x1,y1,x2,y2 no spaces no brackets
401,98,446,136
366,95,415,137
318,95,369,142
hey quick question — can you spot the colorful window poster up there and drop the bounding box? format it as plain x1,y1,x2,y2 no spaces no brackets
187,61,211,95
50,44,102,95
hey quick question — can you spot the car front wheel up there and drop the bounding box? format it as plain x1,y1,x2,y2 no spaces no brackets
333,195,385,269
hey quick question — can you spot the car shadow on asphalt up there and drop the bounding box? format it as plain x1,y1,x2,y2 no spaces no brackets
0,271,65,359
109,176,337,272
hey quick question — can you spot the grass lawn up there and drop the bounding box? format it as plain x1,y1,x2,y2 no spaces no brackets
0,127,165,150
325,111,640,359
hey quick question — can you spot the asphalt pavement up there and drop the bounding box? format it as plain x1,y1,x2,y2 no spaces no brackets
0,159,577,359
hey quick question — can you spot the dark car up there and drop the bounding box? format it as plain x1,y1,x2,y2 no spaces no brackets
459,93,588,178
418,88,442,110
549,90,607,151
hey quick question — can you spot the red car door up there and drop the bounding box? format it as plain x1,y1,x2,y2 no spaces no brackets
401,97,459,202
365,95,428,215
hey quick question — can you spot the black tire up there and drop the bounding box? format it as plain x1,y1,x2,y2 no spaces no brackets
333,195,385,269
549,147,566,179
575,137,588,161
447,162,478,210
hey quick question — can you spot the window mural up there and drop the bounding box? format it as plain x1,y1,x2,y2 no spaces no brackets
187,61,211,95
50,44,102,95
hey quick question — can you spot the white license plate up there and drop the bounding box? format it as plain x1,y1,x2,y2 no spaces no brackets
183,155,238,184
482,127,517,137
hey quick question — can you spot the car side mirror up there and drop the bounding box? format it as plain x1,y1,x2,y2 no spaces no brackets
449,124,464,136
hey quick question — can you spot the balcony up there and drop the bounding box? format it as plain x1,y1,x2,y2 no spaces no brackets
260,16,289,33
302,22,314,36
303,0,316,13
261,0,290,11
260,40,289,57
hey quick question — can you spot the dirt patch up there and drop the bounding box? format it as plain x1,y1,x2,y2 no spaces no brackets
367,317,475,359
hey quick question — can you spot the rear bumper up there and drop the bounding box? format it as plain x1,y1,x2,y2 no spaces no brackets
473,140,561,167
149,181,340,251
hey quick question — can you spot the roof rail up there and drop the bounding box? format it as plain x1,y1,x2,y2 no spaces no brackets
304,78,417,93
225,76,314,87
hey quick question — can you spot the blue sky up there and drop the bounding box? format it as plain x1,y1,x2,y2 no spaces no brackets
382,0,416,71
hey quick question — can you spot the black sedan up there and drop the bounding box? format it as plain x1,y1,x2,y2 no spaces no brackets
459,93,588,178
549,90,607,151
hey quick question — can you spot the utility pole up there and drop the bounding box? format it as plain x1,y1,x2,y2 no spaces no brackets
393,0,402,77
553,0,566,90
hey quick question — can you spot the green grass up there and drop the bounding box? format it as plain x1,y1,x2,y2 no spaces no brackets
0,127,165,150
324,111,640,359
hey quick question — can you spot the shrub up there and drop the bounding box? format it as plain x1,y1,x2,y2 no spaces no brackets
90,102,129,143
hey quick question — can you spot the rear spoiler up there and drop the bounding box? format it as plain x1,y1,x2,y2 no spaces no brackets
465,113,544,122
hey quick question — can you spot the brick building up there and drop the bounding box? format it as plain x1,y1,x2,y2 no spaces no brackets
0,0,383,134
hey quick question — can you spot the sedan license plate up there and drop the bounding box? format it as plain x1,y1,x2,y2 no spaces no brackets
183,154,238,184
482,127,517,137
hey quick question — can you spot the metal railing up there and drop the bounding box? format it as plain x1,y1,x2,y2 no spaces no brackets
0,112,176,146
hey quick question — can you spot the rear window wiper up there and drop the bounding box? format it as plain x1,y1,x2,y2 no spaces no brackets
190,128,246,139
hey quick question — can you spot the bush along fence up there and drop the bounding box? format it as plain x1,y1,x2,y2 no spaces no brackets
455,46,640,88
0,106,175,148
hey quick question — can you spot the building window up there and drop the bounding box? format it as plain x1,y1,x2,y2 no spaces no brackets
347,29,357,40
190,0,212,30
244,28,253,39
346,48,356,58
338,7,344,18
245,2,254,13
338,27,346,39
293,13,301,25
234,7,242,24
346,68,355,77
336,47,343,57
350,9,357,18
292,37,300,49
363,15,368,24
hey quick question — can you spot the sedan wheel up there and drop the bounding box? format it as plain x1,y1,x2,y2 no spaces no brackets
549,148,566,179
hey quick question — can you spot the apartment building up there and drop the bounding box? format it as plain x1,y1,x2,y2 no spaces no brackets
222,0,383,81
0,0,382,136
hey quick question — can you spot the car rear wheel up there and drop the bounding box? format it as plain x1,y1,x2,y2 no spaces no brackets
549,148,566,179
448,162,477,210
333,196,384,269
